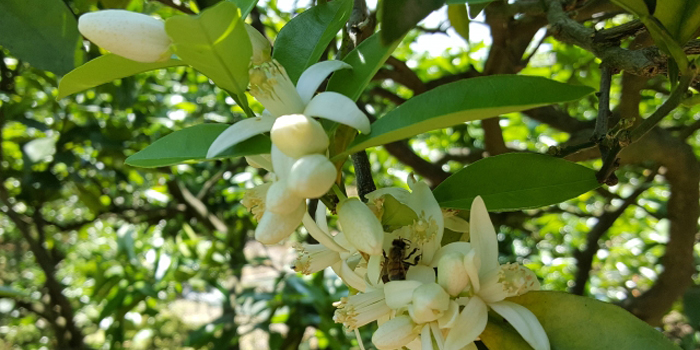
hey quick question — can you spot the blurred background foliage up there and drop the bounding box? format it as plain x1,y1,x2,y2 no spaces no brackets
0,0,699,349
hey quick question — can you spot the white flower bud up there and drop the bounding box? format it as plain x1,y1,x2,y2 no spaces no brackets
244,24,271,66
337,198,384,256
437,300,460,329
78,10,171,62
265,180,304,215
270,114,329,158
372,315,420,350
437,252,470,296
255,203,305,244
288,155,336,198
407,283,450,324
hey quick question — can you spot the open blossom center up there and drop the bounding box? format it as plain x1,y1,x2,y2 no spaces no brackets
410,214,439,245
241,184,269,221
499,262,540,296
334,289,391,330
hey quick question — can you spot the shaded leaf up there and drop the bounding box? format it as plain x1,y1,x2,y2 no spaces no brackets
327,31,400,102
433,153,600,212
684,286,700,329
335,75,594,158
0,0,81,75
229,0,259,17
58,54,184,99
448,4,470,42
381,194,419,231
272,0,353,84
165,1,252,95
380,0,445,44
125,124,271,168
505,291,681,350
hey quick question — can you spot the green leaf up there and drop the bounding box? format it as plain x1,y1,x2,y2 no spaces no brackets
336,75,594,158
381,194,419,231
611,0,654,16
652,0,700,45
125,124,271,168
502,291,681,350
0,286,28,299
326,31,400,102
57,54,184,99
165,1,252,95
433,153,600,212
272,0,353,84
380,0,445,45
229,0,259,18
481,317,533,350
99,288,128,320
0,0,81,75
448,5,470,42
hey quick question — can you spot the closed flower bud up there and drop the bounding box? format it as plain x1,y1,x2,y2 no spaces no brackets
265,180,304,215
372,315,420,350
408,283,450,324
437,252,470,296
270,114,329,158
337,198,384,256
255,203,306,244
245,24,271,66
78,10,171,62
288,155,336,198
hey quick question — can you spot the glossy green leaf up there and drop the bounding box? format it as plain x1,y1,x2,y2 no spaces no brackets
652,0,700,45
165,1,252,95
611,0,654,16
433,153,600,211
481,317,533,350
502,291,681,350
445,0,495,18
272,0,353,84
380,0,445,45
336,75,594,158
0,0,81,75
327,31,400,102
229,0,259,17
125,124,271,168
57,54,184,99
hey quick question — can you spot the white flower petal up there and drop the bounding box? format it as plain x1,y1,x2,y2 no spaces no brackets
366,187,412,205
429,322,445,350
477,269,509,303
384,280,422,310
431,242,472,268
296,60,352,104
302,212,347,253
489,300,550,350
78,10,171,63
463,249,481,293
270,114,329,158
265,181,304,215
207,116,275,158
443,297,487,350
437,300,459,329
437,252,470,296
367,254,384,286
271,144,296,180
254,204,305,244
372,315,420,350
407,264,437,284
332,260,366,292
288,155,337,198
315,201,329,233
407,179,444,264
304,92,371,133
469,196,499,276
421,324,434,350
338,198,384,255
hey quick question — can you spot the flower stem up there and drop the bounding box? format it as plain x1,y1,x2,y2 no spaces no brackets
332,184,347,201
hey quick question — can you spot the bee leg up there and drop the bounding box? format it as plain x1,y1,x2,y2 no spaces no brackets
405,247,419,260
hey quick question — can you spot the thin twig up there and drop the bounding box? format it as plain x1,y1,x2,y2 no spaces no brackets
151,0,195,14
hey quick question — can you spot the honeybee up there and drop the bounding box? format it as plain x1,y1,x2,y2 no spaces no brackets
381,238,420,282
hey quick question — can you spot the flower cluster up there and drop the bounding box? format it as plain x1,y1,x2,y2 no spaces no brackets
292,176,549,350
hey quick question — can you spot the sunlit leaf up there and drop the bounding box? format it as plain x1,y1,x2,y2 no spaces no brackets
57,54,184,99
489,291,682,350
125,124,271,168
327,31,400,102
433,153,600,211
335,75,594,158
272,0,353,84
165,1,252,95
